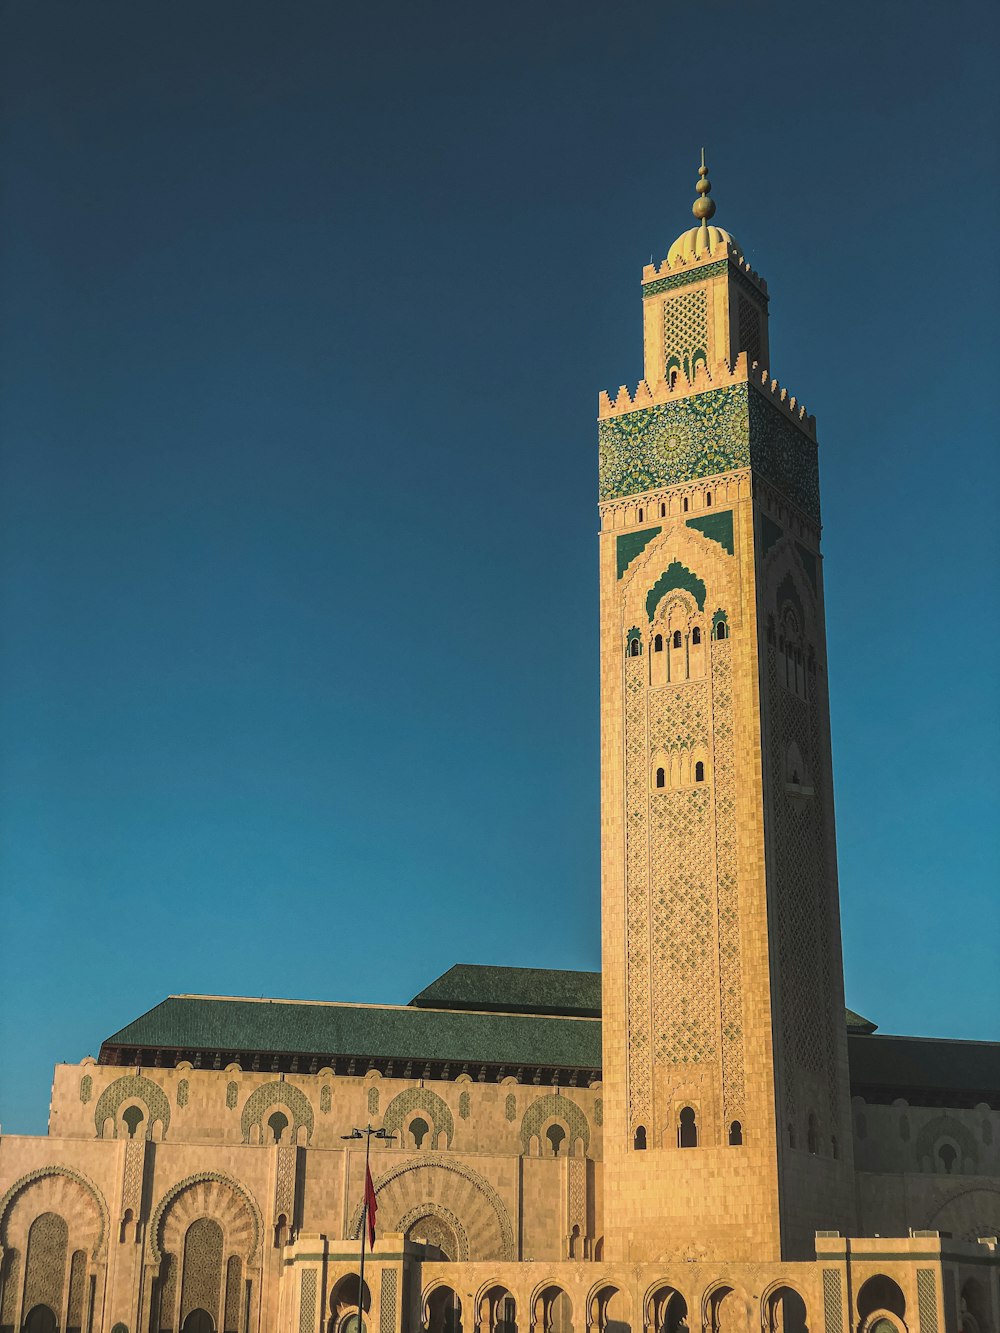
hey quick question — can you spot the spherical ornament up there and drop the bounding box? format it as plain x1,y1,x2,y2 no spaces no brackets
692,195,716,221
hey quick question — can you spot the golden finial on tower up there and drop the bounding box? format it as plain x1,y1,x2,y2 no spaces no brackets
692,148,717,224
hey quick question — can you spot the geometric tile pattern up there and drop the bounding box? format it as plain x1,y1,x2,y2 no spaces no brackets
299,1268,317,1333
662,289,708,378
917,1270,938,1333
180,1216,223,1325
624,654,652,1131
380,1268,398,1333
519,1094,590,1155
23,1211,68,1318
382,1088,453,1149
599,382,820,521
713,641,745,1124
822,1269,843,1333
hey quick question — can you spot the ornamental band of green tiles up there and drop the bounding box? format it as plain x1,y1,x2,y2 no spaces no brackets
598,382,820,521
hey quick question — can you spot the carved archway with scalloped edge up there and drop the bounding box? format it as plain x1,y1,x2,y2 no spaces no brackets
148,1173,262,1266
349,1158,513,1260
0,1166,109,1259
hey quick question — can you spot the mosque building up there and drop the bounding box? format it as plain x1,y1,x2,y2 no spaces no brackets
1,159,998,1333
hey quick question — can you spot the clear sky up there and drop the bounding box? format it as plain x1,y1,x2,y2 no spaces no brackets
1,0,997,1135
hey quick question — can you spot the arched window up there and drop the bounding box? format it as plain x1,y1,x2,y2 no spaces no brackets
633,1125,646,1150
694,761,705,783
638,508,644,523
691,626,701,645
122,1105,145,1139
669,369,679,388
653,634,663,652
715,621,728,640
655,767,665,789
410,1116,430,1148
678,1106,697,1148
728,1120,743,1146
807,1112,819,1155
660,503,666,517
545,1123,566,1157
672,630,682,649
937,1141,958,1174
627,638,641,657
268,1110,289,1143
705,491,712,506
682,497,689,512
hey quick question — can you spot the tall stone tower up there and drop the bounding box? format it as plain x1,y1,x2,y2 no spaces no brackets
598,157,856,1263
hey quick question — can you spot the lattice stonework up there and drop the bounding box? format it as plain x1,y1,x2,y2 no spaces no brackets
380,1268,398,1333
275,1145,297,1220
662,288,708,372
738,294,762,366
67,1248,87,1329
917,1270,938,1333
712,641,745,1122
646,679,717,1066
23,1211,69,1316
623,653,652,1128
122,1138,144,1214
299,1269,317,1333
225,1255,243,1333
180,1217,224,1323
567,1157,586,1237
297,1269,317,1333
821,1270,843,1333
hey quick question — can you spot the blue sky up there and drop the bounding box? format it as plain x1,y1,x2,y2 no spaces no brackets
1,0,997,1134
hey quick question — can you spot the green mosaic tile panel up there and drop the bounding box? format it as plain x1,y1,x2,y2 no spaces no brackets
599,384,750,503
616,526,661,579
685,510,734,554
599,381,819,522
647,561,707,619
641,259,728,297
747,388,819,520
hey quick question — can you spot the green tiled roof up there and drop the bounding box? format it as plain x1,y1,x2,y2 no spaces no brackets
847,1033,1000,1105
845,1007,878,1035
409,965,602,1018
100,990,998,1106
101,995,603,1071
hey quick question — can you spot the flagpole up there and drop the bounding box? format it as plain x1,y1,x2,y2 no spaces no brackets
342,1122,395,1333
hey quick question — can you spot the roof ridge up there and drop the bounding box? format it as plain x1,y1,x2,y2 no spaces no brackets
166,994,600,1023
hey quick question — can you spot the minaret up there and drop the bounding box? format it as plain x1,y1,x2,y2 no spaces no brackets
598,157,856,1262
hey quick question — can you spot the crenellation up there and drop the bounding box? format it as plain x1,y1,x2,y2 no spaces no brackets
599,353,815,437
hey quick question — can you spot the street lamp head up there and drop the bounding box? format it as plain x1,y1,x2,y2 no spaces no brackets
340,1129,363,1140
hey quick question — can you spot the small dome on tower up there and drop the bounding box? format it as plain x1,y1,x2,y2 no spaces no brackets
667,223,738,265
665,152,740,264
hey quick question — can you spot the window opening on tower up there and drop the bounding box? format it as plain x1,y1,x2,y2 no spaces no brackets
678,1107,698,1148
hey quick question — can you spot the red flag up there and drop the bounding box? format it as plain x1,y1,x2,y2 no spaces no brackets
364,1164,377,1248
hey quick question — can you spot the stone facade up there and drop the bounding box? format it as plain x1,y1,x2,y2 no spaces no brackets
1,163,997,1333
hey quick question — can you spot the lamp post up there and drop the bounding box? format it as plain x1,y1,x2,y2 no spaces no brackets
341,1125,395,1333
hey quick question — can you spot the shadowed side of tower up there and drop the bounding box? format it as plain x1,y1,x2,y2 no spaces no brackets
598,157,857,1262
